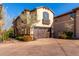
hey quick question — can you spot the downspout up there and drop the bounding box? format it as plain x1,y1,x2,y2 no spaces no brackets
74,11,76,38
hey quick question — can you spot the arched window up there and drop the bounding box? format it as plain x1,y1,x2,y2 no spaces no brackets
43,12,49,20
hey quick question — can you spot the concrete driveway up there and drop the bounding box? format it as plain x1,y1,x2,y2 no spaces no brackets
0,38,79,56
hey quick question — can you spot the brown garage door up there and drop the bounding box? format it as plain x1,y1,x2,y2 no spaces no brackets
33,27,50,39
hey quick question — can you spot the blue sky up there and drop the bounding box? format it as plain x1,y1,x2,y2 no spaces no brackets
2,3,79,30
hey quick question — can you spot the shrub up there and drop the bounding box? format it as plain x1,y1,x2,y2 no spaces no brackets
15,36,23,41
58,31,73,39
58,32,67,39
0,31,9,42
23,35,33,41
15,35,33,41
0,28,14,42
64,31,73,39
7,28,14,38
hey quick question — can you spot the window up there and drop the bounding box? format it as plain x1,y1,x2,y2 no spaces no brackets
26,14,30,17
42,12,50,25
69,13,76,19
43,12,49,20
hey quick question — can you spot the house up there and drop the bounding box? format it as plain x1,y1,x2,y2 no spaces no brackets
53,7,79,38
13,6,79,39
13,7,54,39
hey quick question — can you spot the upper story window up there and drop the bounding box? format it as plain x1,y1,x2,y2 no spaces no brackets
42,12,50,25
43,12,49,20
69,13,76,20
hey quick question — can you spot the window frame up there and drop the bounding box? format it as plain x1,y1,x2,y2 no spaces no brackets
43,12,49,20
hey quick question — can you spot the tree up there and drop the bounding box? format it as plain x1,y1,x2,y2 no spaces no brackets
19,11,39,40
0,5,4,32
20,12,39,35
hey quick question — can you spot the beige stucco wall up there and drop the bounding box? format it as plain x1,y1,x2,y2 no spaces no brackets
34,7,54,28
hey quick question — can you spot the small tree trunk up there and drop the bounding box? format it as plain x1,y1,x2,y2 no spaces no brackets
30,27,34,40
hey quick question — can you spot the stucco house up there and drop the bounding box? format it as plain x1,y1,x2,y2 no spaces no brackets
53,7,79,38
13,7,54,39
13,6,79,39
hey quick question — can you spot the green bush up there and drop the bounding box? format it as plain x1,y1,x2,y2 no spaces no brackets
0,31,9,42
58,31,73,39
0,27,14,42
64,31,73,39
7,28,14,38
15,36,24,41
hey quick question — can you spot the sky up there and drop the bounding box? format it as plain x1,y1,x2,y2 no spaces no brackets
2,3,79,30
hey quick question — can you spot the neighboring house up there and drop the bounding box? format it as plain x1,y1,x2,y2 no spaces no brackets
13,7,54,39
53,7,79,38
